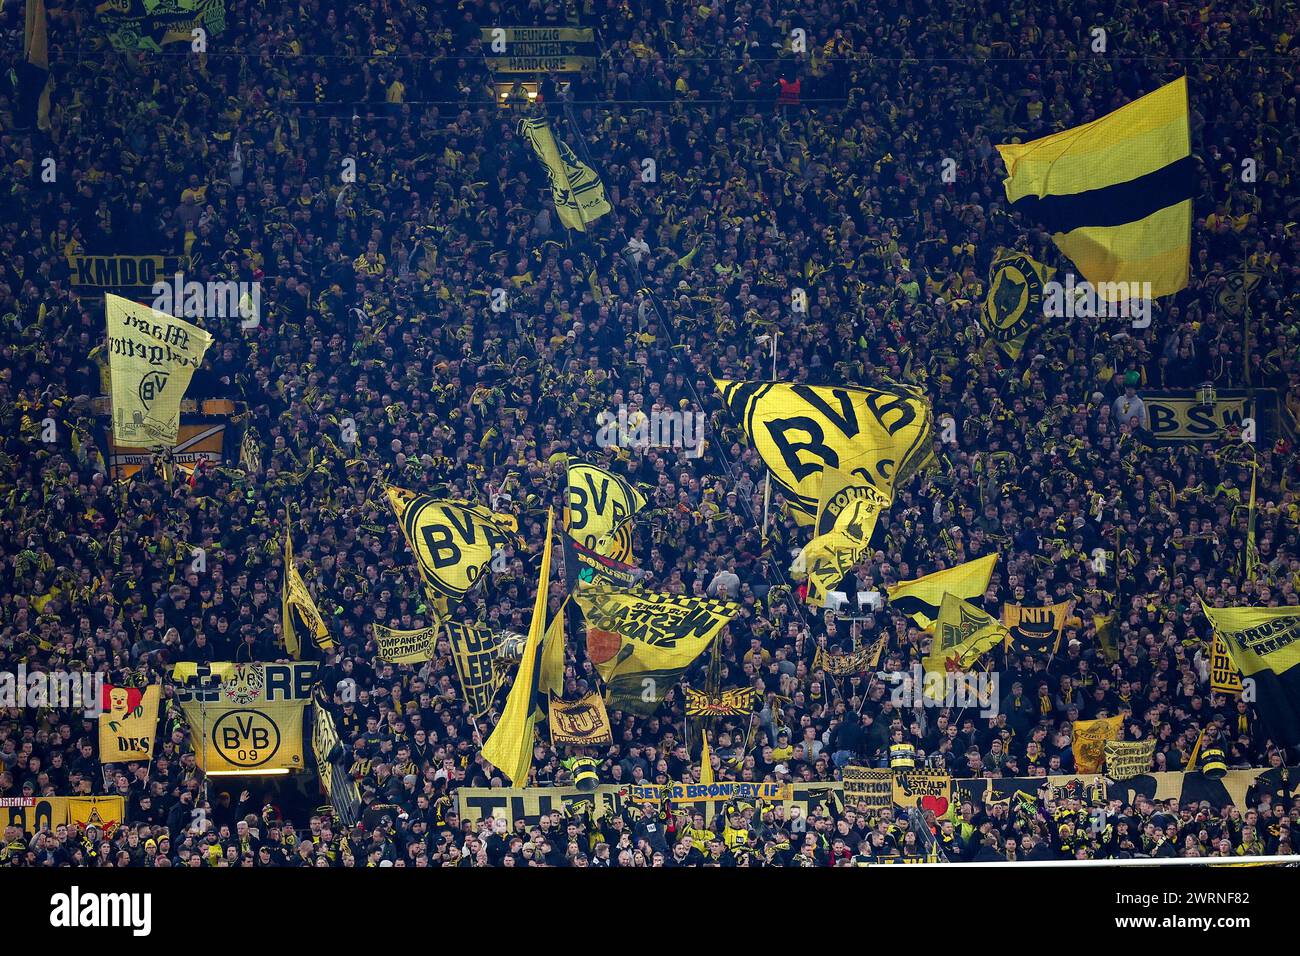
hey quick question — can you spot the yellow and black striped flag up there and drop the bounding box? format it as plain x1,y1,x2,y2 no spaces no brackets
997,76,1192,300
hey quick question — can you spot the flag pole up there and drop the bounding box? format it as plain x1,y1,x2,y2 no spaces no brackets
760,331,779,544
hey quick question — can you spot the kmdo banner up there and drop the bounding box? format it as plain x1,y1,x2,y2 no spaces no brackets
1144,390,1256,443
68,254,189,298
482,26,596,72
173,662,316,774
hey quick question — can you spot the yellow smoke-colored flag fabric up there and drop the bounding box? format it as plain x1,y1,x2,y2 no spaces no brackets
982,248,1054,360
482,509,557,786
714,379,933,525
997,76,1191,300
1095,612,1119,662
25,0,49,69
1209,628,1243,697
575,583,738,715
385,486,515,613
795,468,890,604
99,685,161,762
519,117,611,232
282,530,334,659
564,461,645,555
700,731,714,786
887,554,998,632
105,293,213,447
1072,715,1124,774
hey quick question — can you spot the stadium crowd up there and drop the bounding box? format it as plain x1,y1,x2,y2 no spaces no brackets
1,0,1300,865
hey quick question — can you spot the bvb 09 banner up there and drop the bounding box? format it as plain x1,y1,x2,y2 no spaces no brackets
174,662,316,773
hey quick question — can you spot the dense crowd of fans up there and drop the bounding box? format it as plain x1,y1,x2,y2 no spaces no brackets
1,0,1299,865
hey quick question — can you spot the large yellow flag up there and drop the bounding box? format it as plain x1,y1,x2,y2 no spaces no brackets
1002,600,1074,654
99,685,161,762
714,379,933,525
386,486,515,613
929,593,1009,672
997,76,1192,300
282,530,334,659
106,293,213,447
700,731,714,786
482,509,560,786
519,117,611,231
564,461,645,555
1201,601,1300,746
575,583,738,715
1072,716,1124,774
794,468,890,604
886,554,998,632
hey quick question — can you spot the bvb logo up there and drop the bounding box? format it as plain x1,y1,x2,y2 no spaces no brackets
213,709,281,768
222,664,264,705
984,255,1043,342
138,370,168,406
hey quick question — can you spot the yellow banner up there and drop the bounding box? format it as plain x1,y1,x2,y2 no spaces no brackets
1201,602,1300,678
1104,739,1156,780
98,685,160,762
892,770,955,816
1145,391,1255,443
549,691,613,747
1073,716,1124,774
842,766,894,814
982,248,1054,360
373,623,438,665
481,27,595,72
445,620,507,717
575,583,738,714
519,118,611,231
106,293,213,447
68,254,189,295
386,486,515,610
624,782,793,804
798,468,889,604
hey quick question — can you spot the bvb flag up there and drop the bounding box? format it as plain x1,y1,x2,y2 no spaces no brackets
794,467,890,605
997,76,1192,300
575,583,738,715
887,554,998,632
482,509,562,786
982,249,1054,361
1072,716,1124,774
105,293,213,448
386,486,515,614
519,117,611,232
925,593,1008,699
1209,629,1243,697
282,530,334,659
1201,602,1300,746
564,461,645,558
714,379,933,525
99,685,160,762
